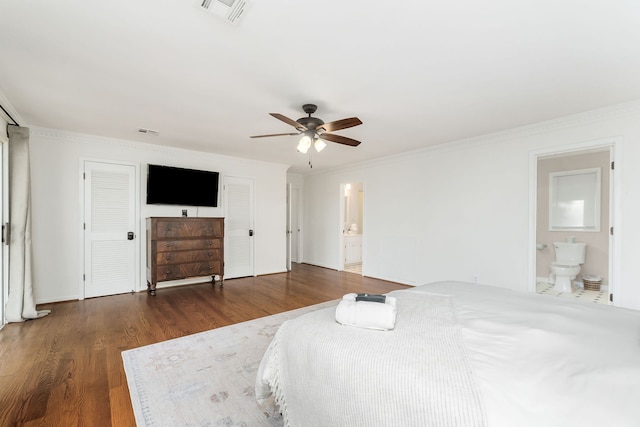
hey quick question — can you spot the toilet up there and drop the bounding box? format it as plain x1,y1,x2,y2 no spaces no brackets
549,242,587,293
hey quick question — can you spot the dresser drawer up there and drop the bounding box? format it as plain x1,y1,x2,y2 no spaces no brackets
156,248,222,265
156,261,222,281
156,239,222,252
156,220,222,238
147,217,224,295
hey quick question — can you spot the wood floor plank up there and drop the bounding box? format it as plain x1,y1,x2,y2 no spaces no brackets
0,263,408,426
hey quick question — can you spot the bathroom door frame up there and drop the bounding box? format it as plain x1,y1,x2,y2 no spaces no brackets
286,183,302,270
339,181,364,274
338,183,347,271
528,137,621,305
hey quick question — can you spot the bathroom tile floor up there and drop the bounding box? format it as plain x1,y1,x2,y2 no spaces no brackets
536,282,609,305
340,270,608,304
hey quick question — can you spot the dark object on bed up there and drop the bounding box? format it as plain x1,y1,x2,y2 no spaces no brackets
355,293,386,303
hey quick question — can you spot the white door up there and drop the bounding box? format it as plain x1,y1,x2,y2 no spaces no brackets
223,176,255,279
290,186,300,263
286,183,291,271
285,184,300,270
84,161,137,298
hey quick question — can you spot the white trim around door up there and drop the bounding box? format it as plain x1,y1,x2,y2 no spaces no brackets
528,138,621,305
223,175,255,279
81,159,140,299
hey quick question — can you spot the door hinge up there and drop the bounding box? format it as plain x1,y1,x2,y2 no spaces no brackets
609,293,613,302
83,274,86,281
2,223,8,245
83,172,86,179
611,161,615,170
610,226,614,236
84,223,86,230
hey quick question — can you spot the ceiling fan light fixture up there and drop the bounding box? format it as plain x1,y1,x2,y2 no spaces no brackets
251,104,363,164
314,138,327,152
297,135,312,153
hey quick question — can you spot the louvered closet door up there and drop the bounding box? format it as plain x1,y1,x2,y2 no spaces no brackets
223,176,254,279
84,161,137,298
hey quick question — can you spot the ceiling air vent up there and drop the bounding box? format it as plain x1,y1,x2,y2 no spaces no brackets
138,128,159,136
200,0,250,25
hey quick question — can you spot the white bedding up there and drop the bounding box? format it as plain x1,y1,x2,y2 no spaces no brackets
256,281,640,426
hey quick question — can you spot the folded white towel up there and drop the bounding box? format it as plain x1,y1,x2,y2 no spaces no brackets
335,293,397,331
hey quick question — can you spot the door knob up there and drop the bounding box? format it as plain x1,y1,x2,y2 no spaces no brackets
127,231,135,240
249,229,254,236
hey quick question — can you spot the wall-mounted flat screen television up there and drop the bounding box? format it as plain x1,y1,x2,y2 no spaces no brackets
146,164,219,207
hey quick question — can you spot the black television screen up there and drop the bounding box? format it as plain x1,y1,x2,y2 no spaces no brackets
146,164,219,207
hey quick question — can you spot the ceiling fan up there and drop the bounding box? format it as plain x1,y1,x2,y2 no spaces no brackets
250,104,363,153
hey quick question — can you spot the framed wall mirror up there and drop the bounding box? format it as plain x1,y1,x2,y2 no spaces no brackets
549,167,601,231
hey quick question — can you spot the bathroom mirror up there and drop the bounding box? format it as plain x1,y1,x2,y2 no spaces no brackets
549,167,601,231
344,185,351,224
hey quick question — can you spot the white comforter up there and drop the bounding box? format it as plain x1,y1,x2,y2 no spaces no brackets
256,282,640,426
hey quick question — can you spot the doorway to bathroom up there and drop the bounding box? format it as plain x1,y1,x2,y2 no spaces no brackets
286,183,302,271
341,182,363,275
532,142,619,305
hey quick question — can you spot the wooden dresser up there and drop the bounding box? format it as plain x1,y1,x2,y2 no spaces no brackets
146,217,224,295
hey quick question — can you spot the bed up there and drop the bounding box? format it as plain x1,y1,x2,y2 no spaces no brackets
255,281,640,427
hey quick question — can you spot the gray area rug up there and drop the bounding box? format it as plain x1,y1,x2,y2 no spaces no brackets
122,301,336,426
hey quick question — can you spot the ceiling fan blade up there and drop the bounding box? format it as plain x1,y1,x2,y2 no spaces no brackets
318,132,361,147
317,117,362,132
250,132,300,138
270,113,307,130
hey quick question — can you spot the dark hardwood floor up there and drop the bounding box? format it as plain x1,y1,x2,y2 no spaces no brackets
0,263,408,426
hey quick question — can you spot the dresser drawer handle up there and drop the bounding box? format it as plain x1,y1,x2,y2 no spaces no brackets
165,243,172,248
208,253,213,257
165,270,171,275
165,256,171,261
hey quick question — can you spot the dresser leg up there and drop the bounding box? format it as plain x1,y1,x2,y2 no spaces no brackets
147,281,157,296
213,276,223,288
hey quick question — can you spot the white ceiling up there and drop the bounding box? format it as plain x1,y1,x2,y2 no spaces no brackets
1,0,640,174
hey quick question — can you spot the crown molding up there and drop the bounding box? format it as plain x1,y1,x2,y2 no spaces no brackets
451,99,640,148
0,88,25,126
309,99,640,177
29,126,291,171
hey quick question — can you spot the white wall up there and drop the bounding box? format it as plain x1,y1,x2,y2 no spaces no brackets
29,127,289,303
301,101,640,310
287,173,304,188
